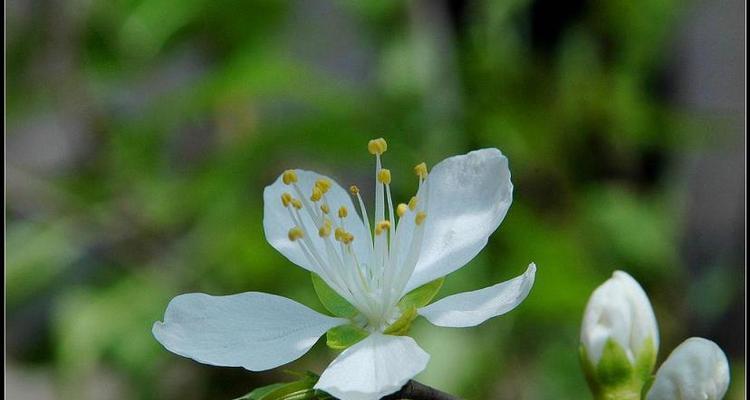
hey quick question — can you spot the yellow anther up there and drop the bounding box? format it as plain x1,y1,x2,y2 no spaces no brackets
319,224,331,237
378,169,392,184
320,204,330,214
310,187,323,202
282,170,298,185
367,138,388,155
397,203,408,218
291,199,302,209
415,211,427,226
338,206,348,218
315,178,331,194
281,192,293,207
414,162,428,179
341,232,354,245
408,196,418,211
374,220,391,235
288,227,304,241
349,185,360,195
334,227,346,241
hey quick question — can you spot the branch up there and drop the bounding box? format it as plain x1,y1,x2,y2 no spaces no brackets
381,380,460,400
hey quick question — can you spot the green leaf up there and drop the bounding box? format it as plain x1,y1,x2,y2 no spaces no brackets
596,338,633,387
383,306,417,336
326,324,368,350
311,273,358,318
398,277,444,310
234,375,333,400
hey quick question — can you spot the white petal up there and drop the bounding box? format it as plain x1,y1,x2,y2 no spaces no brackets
404,149,512,293
580,270,659,365
152,292,346,371
647,337,730,400
263,169,371,275
315,333,430,400
418,263,535,328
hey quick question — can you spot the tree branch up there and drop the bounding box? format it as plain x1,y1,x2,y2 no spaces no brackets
381,380,460,400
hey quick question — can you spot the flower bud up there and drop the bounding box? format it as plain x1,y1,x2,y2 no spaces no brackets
646,337,730,400
580,271,659,396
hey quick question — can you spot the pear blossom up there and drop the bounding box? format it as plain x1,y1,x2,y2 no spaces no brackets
581,270,659,368
646,337,730,400
153,139,536,400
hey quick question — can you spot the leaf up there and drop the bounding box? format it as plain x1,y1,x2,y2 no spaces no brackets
234,375,333,400
311,273,358,318
326,324,368,350
383,306,417,336
398,277,444,310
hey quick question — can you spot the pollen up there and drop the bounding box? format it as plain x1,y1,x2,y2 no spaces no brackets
282,170,298,185
396,203,408,218
319,219,332,237
319,225,331,237
367,138,388,155
341,232,354,244
320,204,330,214
408,196,418,211
414,162,428,179
338,206,348,218
334,227,346,241
281,192,293,207
415,211,427,226
377,169,391,184
288,227,304,241
315,178,331,193
349,185,360,195
291,199,302,209
374,220,391,235
310,187,323,202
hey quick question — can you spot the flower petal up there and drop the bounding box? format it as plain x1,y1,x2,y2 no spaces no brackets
647,337,730,400
418,263,535,328
404,148,512,293
152,292,347,371
315,332,430,400
263,169,371,276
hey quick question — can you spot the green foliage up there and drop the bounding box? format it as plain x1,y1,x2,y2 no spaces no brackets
311,273,358,319
596,339,633,387
398,278,444,310
234,373,332,400
326,324,369,350
383,306,418,336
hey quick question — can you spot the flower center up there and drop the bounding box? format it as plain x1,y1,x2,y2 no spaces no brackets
278,138,429,328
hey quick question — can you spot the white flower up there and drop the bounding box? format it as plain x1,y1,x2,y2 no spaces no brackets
646,337,730,400
581,270,659,368
153,139,536,400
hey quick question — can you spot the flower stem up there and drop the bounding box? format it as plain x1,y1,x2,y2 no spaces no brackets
381,380,460,400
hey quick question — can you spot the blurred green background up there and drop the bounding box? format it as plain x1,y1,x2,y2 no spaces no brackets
6,0,745,399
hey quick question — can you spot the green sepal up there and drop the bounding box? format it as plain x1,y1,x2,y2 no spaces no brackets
234,372,332,400
398,277,444,310
579,345,601,397
326,324,368,350
311,273,357,318
596,338,633,387
633,336,657,383
383,306,418,336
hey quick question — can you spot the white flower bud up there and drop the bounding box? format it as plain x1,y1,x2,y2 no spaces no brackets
581,271,659,367
647,337,730,400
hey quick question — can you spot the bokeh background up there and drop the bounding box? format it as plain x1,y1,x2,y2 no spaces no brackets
6,0,745,399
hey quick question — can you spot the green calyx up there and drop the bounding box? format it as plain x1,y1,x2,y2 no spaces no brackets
580,337,658,400
312,274,445,350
